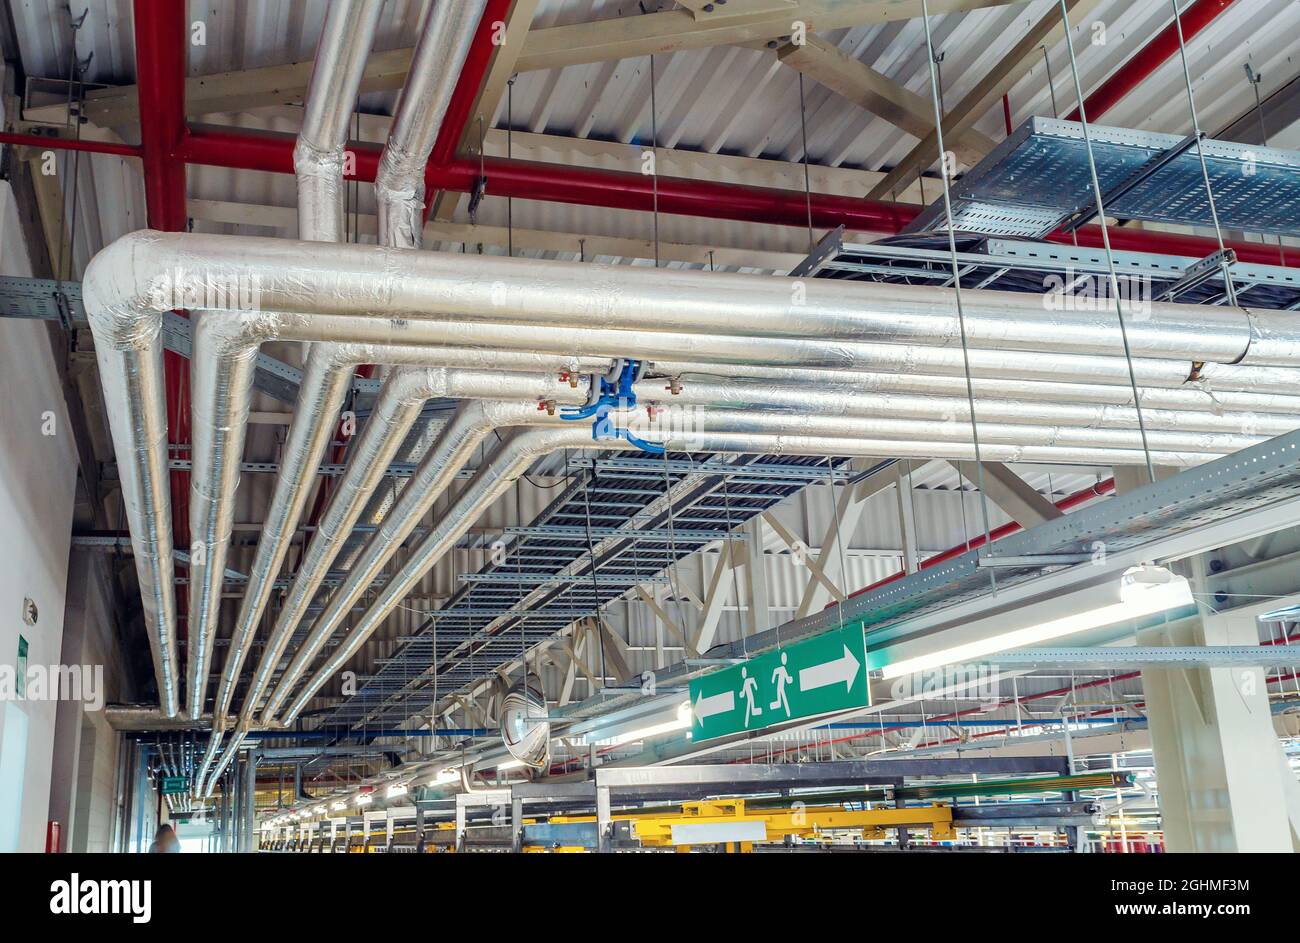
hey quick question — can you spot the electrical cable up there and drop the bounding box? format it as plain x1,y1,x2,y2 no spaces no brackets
1057,0,1157,484
920,1,996,590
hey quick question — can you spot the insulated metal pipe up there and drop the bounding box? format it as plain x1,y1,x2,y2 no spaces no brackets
269,405,1217,726
257,399,537,722
89,295,180,717
664,378,1298,437
195,4,383,777
84,227,1295,731
255,374,1273,721
273,423,1217,726
655,361,1300,416
296,1,384,242
92,231,1290,365
375,0,487,247
192,347,606,796
234,374,587,728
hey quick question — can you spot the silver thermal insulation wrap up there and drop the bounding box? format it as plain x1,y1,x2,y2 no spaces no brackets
257,399,539,722
656,362,1300,418
81,228,1300,731
272,415,1223,727
239,376,585,726
375,0,487,248
186,312,259,718
86,231,1300,368
86,287,180,717
295,0,384,243
666,378,1298,438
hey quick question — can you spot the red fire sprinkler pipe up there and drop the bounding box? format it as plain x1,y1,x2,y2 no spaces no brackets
133,0,192,629
176,123,1290,265
1066,0,1237,122
17,0,1290,268
133,0,188,231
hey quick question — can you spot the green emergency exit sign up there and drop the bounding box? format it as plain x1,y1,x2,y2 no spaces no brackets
160,777,188,796
688,624,869,741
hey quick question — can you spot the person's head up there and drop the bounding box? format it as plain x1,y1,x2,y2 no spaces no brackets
154,824,176,847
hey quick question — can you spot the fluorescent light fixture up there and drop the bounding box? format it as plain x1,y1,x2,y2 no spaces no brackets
386,783,408,798
428,767,460,786
331,800,347,812
880,565,1193,679
599,701,693,746
354,793,373,807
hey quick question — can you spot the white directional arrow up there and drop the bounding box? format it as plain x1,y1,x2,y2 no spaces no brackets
798,644,861,693
693,689,736,723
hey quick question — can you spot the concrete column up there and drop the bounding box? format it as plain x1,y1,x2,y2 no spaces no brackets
1140,608,1300,852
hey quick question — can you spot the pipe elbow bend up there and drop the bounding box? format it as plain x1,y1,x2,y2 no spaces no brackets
83,229,167,351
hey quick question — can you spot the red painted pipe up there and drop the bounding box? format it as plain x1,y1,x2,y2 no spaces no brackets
26,123,1294,266
133,0,191,625
176,124,1293,265
0,131,142,157
1066,0,1237,122
133,0,188,231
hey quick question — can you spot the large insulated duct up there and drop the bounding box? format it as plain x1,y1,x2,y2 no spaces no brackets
86,288,180,717
82,227,1298,720
375,0,487,248
88,231,1300,368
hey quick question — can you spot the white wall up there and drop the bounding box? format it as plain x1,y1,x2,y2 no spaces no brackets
0,182,79,851
50,553,126,852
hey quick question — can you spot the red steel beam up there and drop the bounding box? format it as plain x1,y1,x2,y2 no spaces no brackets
133,0,188,231
428,0,516,170
1066,0,1237,122
16,0,1289,270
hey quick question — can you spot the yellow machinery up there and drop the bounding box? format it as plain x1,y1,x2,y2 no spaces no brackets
549,798,955,850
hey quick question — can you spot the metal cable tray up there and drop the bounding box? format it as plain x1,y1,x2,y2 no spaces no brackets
903,117,1300,239
796,229,1300,310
